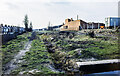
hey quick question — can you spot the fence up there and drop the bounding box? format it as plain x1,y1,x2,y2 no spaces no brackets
0,24,26,45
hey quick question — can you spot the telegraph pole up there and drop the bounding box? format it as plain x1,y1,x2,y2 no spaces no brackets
48,21,50,30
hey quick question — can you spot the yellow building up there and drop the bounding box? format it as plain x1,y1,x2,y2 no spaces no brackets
60,18,87,31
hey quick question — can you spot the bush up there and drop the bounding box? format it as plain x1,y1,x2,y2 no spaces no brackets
88,31,96,38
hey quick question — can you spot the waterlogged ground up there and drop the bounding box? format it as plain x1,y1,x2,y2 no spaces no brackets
2,30,120,75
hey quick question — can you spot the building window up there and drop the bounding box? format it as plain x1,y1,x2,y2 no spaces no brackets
64,26,68,29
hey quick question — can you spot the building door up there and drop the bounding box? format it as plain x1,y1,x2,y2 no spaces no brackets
79,26,82,30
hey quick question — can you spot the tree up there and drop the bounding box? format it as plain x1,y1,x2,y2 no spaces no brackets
23,14,29,31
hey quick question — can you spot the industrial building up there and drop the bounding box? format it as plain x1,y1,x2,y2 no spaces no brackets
105,17,120,29
87,22,105,29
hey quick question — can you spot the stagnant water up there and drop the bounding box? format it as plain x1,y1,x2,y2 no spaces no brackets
84,70,120,76
4,41,32,74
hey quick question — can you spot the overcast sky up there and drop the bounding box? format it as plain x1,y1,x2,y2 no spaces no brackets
0,0,119,29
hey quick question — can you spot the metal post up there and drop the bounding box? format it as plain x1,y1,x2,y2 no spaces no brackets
98,23,99,29
114,21,116,29
87,24,88,30
92,23,93,29
106,22,107,29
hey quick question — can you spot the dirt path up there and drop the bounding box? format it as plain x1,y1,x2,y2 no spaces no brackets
4,41,32,74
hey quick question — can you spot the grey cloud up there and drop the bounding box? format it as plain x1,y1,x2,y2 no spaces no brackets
5,2,20,10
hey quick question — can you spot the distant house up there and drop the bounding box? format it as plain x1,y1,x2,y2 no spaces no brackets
105,17,120,28
39,29,43,31
38,28,48,31
47,26,53,31
47,25,63,31
52,25,63,31
60,18,105,31
42,28,48,31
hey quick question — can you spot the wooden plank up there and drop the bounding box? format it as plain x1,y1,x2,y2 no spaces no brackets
76,59,120,74
77,59,120,66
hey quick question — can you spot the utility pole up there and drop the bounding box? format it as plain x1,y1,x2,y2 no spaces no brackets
48,21,50,30
49,21,50,26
